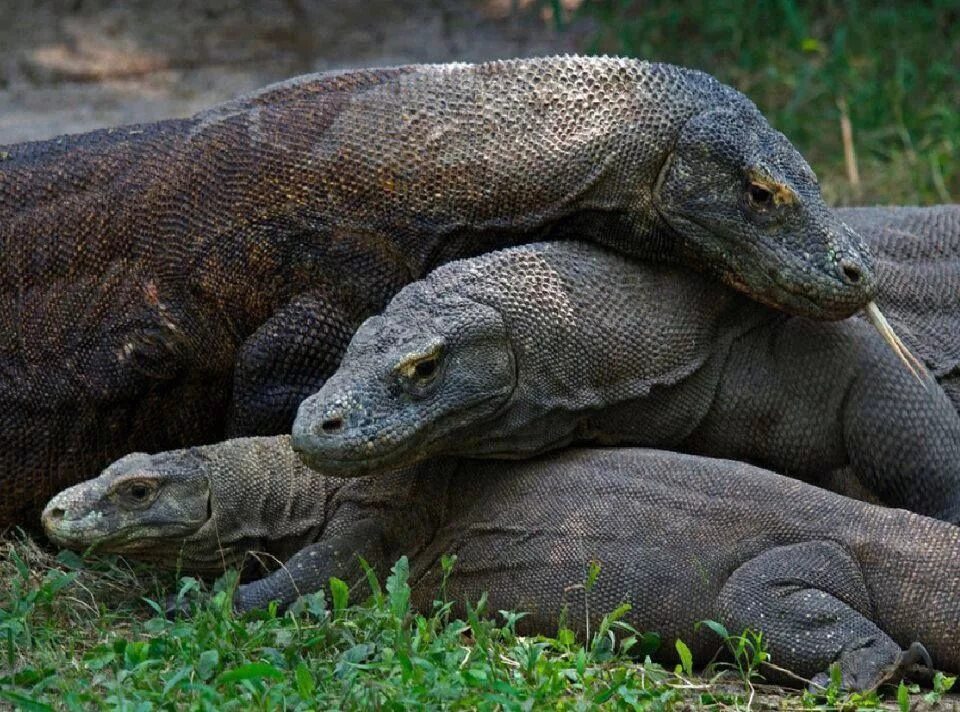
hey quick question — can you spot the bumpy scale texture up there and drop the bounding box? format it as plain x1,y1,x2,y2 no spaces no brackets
295,215,960,523
844,206,960,412
0,56,874,526
43,437,960,689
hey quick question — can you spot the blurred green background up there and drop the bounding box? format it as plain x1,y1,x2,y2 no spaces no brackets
573,0,958,205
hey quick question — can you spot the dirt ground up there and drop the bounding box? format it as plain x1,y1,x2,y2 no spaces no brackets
0,0,589,144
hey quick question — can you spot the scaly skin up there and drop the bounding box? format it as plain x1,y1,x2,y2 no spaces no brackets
43,437,960,690
293,232,960,523
842,206,960,414
0,56,873,527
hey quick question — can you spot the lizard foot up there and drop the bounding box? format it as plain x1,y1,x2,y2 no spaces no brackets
809,640,934,693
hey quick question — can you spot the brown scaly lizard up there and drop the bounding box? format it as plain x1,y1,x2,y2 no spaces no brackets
1,56,880,526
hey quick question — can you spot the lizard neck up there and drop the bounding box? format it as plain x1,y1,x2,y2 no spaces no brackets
198,436,335,563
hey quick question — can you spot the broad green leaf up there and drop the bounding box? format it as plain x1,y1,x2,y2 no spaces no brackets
217,662,284,684
161,667,191,696
935,671,956,692
295,662,315,698
829,662,842,690
557,628,575,647
639,631,662,657
0,690,54,712
897,680,910,712
699,620,729,639
357,556,382,598
597,602,631,638
386,556,411,619
329,577,349,616
197,649,219,681
675,639,693,676
83,648,116,671
585,561,602,592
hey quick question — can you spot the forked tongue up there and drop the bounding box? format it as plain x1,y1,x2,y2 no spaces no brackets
864,301,928,385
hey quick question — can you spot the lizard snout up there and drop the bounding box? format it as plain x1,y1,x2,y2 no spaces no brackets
291,389,417,476
295,397,357,439
41,487,91,547
41,504,65,528
291,393,366,465
319,414,344,434
837,258,864,286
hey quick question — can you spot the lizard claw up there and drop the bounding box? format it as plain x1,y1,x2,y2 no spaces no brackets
891,642,935,684
899,641,933,670
232,584,256,615
808,672,831,693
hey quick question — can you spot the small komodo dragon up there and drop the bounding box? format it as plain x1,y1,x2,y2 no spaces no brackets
43,436,959,690
0,56,879,527
293,235,960,523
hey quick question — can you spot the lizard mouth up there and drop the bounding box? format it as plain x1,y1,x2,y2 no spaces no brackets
293,389,515,476
43,492,213,552
294,444,423,477
293,412,451,476
658,207,871,320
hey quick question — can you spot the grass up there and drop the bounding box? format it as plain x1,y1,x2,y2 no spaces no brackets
572,0,959,206
1,535,956,710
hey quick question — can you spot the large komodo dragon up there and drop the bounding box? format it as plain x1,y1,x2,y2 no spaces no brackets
293,236,960,523
43,436,959,690
0,56,880,527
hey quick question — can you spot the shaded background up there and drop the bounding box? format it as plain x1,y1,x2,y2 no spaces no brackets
1,0,956,205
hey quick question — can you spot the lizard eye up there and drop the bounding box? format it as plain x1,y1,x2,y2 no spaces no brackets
395,344,444,395
113,479,159,508
413,357,438,380
746,182,774,209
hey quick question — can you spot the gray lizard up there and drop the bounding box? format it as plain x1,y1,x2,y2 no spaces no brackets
292,233,960,523
42,436,959,690
0,56,878,527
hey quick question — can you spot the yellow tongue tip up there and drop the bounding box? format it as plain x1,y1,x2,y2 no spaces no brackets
863,301,928,386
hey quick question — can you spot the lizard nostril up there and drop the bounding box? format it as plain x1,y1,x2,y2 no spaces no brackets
320,417,344,434
839,261,862,285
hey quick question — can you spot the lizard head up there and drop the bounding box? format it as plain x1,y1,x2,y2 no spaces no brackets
292,281,516,476
42,449,219,569
652,105,876,320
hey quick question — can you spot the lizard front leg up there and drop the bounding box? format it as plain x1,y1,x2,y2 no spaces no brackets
843,347,960,524
717,540,929,691
228,290,367,436
232,516,387,614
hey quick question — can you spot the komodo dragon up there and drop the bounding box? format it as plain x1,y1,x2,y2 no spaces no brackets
42,436,959,690
292,237,960,523
0,56,879,527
